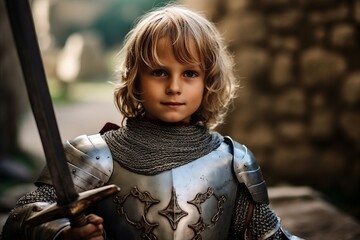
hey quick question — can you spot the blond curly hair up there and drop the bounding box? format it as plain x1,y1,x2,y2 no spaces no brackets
114,4,238,129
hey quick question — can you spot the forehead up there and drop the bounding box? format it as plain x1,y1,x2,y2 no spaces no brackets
135,8,211,69
154,37,201,63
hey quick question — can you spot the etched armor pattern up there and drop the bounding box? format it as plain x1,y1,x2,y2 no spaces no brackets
113,186,160,240
159,187,188,230
188,187,226,239
114,186,227,240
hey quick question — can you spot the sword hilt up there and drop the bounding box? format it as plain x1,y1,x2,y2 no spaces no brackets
70,213,88,228
26,184,120,227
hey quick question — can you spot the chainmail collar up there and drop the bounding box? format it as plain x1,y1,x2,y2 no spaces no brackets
102,117,222,175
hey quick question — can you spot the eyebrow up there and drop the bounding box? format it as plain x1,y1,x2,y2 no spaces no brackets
146,61,202,69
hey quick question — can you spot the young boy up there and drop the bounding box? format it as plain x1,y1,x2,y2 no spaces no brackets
2,5,302,240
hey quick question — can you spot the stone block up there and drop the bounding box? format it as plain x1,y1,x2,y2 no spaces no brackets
308,4,349,24
268,35,299,51
234,47,270,79
300,47,346,87
341,72,360,105
330,23,356,48
270,53,294,87
340,111,360,143
355,0,360,23
276,121,306,142
217,13,266,46
308,108,335,139
247,124,275,149
273,89,306,117
225,0,250,13
268,8,302,29
271,144,314,179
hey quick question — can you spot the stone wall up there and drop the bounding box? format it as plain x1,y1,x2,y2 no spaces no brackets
180,0,360,200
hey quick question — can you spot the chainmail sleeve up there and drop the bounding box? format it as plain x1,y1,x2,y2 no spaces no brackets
249,203,282,239
227,184,252,239
1,185,70,240
227,184,283,240
15,185,57,206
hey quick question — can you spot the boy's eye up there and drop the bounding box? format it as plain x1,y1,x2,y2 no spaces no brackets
184,70,198,78
152,69,167,77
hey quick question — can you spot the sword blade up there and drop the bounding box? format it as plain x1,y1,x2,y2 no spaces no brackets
4,0,78,206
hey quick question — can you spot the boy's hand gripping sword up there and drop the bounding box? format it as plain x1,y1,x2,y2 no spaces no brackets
4,0,120,227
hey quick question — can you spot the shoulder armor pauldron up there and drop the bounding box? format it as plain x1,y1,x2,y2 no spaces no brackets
224,136,269,204
36,134,113,193
64,134,113,192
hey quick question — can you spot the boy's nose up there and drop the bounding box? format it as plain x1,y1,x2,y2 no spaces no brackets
166,77,181,95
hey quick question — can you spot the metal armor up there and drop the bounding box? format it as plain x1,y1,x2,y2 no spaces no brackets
35,134,301,240
36,134,113,192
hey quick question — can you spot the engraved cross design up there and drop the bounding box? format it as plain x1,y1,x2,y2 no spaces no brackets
114,186,226,239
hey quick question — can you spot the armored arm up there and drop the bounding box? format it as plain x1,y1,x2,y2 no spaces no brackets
225,136,303,240
232,141,269,205
2,185,69,240
1,134,113,240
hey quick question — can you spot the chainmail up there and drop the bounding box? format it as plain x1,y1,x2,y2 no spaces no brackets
227,185,251,239
16,185,57,207
250,203,282,239
102,117,222,175
227,184,282,240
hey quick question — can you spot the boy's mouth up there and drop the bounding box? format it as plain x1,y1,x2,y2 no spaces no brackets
161,102,185,107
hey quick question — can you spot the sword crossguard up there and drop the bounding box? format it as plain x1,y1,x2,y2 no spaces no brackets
26,184,120,227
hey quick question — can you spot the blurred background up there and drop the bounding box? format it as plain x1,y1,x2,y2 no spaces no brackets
1,0,360,239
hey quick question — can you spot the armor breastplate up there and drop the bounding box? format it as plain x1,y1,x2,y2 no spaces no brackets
32,133,303,240
98,142,238,240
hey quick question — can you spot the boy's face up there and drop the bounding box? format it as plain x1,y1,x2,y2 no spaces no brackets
138,38,205,124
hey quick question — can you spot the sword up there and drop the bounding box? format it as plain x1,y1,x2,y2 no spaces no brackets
4,0,119,227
